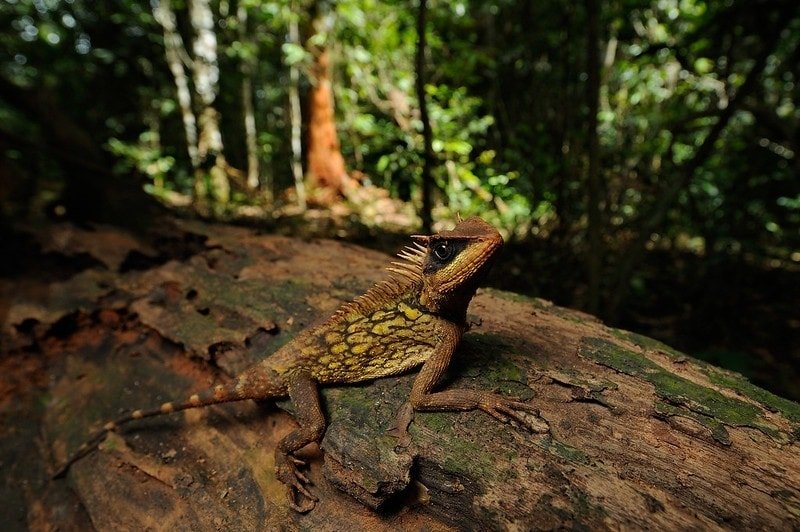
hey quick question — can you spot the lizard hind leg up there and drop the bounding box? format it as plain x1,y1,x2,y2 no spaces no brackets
274,374,326,513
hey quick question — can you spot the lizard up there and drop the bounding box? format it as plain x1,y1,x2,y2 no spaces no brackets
52,216,539,512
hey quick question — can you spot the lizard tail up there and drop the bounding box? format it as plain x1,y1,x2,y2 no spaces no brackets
51,379,260,479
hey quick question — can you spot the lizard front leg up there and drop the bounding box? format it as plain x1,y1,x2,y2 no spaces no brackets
393,321,539,441
275,373,326,513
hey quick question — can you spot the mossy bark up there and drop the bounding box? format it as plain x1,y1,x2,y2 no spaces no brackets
1,219,798,530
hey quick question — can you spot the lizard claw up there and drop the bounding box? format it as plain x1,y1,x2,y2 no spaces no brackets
275,453,317,513
479,394,547,433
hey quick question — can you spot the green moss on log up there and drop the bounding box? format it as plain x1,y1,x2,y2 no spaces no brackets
702,366,800,424
579,337,790,442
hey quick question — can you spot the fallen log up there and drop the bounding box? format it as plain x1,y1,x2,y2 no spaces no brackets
1,219,797,530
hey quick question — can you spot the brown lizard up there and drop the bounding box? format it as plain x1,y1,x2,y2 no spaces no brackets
52,217,538,512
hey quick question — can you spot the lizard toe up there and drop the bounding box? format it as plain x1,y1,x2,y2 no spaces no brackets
287,488,317,513
292,467,311,485
288,455,306,466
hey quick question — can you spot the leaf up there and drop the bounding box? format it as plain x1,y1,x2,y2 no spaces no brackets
281,43,307,66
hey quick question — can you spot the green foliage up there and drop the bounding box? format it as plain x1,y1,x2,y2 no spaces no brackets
1,0,798,284
106,134,179,190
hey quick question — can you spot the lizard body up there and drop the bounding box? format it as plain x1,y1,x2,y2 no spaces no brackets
53,217,537,512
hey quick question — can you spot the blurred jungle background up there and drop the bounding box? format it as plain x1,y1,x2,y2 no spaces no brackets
1,0,798,400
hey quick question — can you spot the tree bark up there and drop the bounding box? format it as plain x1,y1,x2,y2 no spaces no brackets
306,49,348,198
4,218,797,530
416,0,434,233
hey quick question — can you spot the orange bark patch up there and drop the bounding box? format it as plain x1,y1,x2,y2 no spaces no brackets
307,50,348,198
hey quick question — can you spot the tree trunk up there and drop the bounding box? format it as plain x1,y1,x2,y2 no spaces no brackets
585,0,602,314
306,48,348,198
6,218,797,530
416,0,434,233
153,0,200,171
237,4,260,190
305,2,348,201
288,7,307,209
188,0,230,204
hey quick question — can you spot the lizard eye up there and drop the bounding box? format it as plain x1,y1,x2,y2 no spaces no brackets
432,242,453,262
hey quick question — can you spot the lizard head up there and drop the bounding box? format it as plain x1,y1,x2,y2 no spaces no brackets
409,217,504,320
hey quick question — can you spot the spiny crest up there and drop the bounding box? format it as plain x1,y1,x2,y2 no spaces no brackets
331,241,427,319
388,242,426,282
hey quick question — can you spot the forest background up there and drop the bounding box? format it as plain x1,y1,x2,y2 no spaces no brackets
1,0,798,400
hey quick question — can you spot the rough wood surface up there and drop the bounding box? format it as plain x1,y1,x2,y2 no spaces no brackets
1,219,798,530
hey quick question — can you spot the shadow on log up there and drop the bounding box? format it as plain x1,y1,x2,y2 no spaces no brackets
0,218,798,530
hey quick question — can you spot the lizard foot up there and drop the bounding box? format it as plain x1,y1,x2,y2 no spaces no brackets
387,402,414,450
275,453,318,513
479,394,548,433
